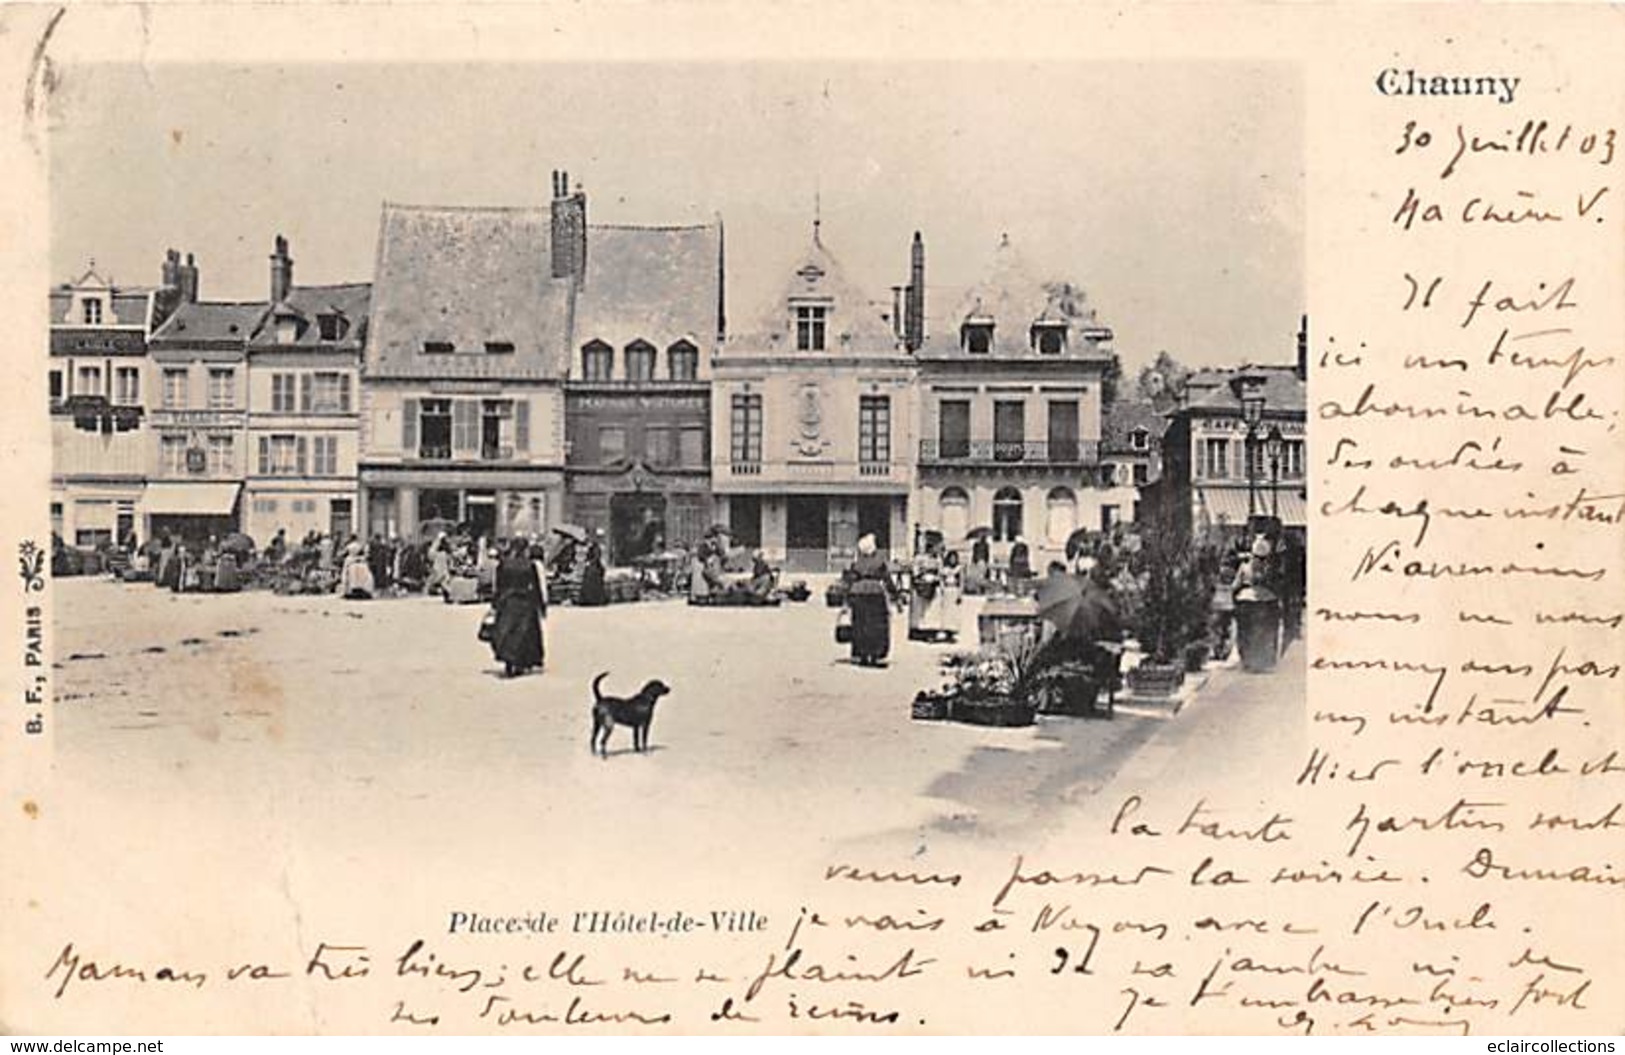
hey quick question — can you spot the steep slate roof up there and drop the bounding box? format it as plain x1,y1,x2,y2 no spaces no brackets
732,232,900,355
49,287,155,327
366,203,572,380
1101,399,1167,450
1182,363,1306,416
918,235,1114,360
150,301,269,347
573,224,721,352
249,283,372,350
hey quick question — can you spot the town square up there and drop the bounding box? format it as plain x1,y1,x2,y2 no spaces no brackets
44,60,1306,864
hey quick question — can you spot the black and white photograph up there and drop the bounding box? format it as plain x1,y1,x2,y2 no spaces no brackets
43,59,1306,864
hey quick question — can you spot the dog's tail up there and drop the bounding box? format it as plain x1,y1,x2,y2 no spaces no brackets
591,671,610,703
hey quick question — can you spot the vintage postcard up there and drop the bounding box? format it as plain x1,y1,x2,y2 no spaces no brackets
0,2,1619,1036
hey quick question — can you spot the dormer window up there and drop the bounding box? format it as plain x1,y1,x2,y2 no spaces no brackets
318,314,344,342
794,305,828,351
484,341,515,355
668,340,699,381
962,321,993,355
1130,428,1149,451
625,340,656,381
82,298,103,325
1032,323,1066,355
275,316,300,345
423,341,455,355
581,340,613,381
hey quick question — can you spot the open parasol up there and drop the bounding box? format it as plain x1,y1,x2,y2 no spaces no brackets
1036,571,1121,642
418,517,458,541
551,523,590,544
964,526,995,542
219,532,257,555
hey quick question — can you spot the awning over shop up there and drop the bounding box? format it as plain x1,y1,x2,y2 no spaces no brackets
140,482,241,516
1196,486,1306,529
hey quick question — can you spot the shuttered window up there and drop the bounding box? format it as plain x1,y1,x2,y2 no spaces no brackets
514,399,530,453
402,398,418,452
452,399,479,454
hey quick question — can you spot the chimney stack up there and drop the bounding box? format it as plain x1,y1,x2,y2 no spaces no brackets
270,235,293,303
161,248,181,291
550,169,588,285
904,231,925,351
1296,314,1308,380
891,286,905,341
179,253,200,303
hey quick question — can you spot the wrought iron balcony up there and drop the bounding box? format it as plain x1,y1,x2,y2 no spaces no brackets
919,438,1098,465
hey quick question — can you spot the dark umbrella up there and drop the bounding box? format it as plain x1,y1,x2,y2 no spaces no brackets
219,532,257,555
704,523,732,538
1037,572,1120,642
964,526,994,542
420,517,458,541
551,523,589,544
1065,528,1096,562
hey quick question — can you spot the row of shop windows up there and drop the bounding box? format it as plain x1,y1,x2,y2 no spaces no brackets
936,485,1109,546
50,365,143,404
1200,437,1305,480
252,497,321,515
590,424,707,467
580,340,700,382
154,434,344,476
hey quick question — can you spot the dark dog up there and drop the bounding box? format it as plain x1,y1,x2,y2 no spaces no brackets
590,672,672,757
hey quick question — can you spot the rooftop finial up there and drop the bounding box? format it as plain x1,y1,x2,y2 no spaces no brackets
812,185,822,245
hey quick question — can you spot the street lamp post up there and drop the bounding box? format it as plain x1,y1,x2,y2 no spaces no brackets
1240,390,1266,521
1266,425,1284,521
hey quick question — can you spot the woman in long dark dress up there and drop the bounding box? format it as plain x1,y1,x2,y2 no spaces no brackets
491,538,546,677
577,539,609,607
842,534,896,666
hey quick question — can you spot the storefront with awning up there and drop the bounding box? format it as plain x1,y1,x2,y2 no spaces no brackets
140,481,242,542
1195,485,1306,535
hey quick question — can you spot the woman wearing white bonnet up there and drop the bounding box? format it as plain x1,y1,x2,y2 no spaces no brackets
842,533,896,666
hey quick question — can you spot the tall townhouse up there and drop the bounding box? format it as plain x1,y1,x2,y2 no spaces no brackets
711,226,918,570
563,174,723,563
48,256,188,546
243,236,370,542
358,193,574,541
912,235,1117,567
142,259,261,542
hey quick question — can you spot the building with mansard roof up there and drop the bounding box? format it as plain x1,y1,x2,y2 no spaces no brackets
710,224,918,570
48,256,189,548
143,256,266,542
1150,321,1309,542
244,236,371,543
911,234,1118,568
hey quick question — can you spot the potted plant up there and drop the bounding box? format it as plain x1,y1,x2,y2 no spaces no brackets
1126,515,1201,697
944,637,1050,727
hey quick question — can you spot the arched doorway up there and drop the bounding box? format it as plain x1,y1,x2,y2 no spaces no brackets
1045,486,1078,547
938,486,970,544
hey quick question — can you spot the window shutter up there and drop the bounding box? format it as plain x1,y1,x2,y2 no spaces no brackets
300,374,313,412
340,374,352,412
514,399,530,453
402,399,418,452
295,437,308,476
453,399,477,453
258,436,270,475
